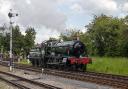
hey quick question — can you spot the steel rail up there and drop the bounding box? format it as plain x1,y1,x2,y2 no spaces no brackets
0,76,30,89
0,61,128,89
0,70,61,89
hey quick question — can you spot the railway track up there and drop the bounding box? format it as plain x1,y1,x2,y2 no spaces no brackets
0,70,61,89
41,69,128,89
0,61,128,89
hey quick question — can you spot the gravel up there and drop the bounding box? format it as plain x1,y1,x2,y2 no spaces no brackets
0,65,117,89
0,80,18,89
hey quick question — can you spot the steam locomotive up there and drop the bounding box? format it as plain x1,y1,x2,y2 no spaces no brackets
29,40,92,71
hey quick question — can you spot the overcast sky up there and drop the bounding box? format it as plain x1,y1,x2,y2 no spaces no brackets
0,0,128,43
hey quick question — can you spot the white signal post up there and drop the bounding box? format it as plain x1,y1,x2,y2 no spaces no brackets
8,9,18,71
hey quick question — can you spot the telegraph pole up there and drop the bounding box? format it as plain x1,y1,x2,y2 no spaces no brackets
8,9,18,71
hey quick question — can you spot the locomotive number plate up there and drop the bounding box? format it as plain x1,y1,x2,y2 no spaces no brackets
62,58,67,62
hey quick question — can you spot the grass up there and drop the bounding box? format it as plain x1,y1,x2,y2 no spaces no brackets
19,59,31,65
87,57,128,76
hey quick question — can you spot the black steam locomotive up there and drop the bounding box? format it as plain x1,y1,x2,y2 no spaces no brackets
29,40,91,71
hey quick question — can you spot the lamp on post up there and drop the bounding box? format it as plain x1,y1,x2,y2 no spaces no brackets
8,9,18,71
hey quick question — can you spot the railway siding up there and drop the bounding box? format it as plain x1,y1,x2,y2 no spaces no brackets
0,69,62,89
0,61,128,89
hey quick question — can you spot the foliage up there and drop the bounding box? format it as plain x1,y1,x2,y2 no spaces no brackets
49,37,58,40
85,15,128,57
86,15,120,56
24,27,36,55
0,33,10,52
59,29,79,41
0,25,36,58
12,26,24,55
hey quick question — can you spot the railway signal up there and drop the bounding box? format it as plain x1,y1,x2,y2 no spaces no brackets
8,9,18,71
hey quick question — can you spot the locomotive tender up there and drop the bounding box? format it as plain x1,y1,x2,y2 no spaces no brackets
29,40,92,71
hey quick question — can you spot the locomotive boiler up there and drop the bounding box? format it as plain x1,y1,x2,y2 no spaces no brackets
29,40,92,71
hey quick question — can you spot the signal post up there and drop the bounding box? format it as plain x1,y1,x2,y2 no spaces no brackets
8,9,18,71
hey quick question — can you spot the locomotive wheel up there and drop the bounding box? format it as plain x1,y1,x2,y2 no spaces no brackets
32,59,39,67
36,59,40,67
46,64,49,68
38,59,42,67
82,64,87,72
34,59,37,67
31,60,35,66
72,64,76,71
35,60,38,66
58,64,64,70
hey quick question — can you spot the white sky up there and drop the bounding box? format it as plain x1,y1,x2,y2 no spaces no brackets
0,0,128,43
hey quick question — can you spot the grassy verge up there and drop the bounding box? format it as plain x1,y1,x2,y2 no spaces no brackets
19,59,31,65
87,57,128,76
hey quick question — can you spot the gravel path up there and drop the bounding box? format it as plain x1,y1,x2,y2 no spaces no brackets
0,65,117,89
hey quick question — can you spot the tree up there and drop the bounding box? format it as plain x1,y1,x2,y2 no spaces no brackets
12,25,25,55
59,29,80,41
0,25,37,59
24,27,36,55
49,37,57,41
119,16,128,57
86,14,123,56
2,33,10,52
0,25,9,53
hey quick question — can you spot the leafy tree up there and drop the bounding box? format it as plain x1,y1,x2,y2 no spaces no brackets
0,25,37,59
49,37,57,40
12,25,24,55
85,15,123,56
60,29,79,41
119,16,128,57
24,27,36,55
2,33,10,52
